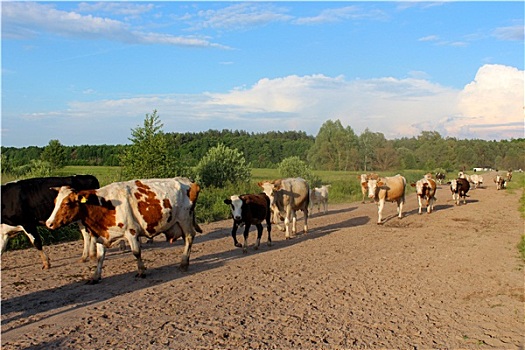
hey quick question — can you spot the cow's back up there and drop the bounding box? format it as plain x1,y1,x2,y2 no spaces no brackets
382,175,406,202
98,178,192,235
1,175,99,225
457,178,470,193
280,178,309,210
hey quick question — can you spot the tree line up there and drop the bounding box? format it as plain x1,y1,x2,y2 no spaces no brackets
2,117,523,176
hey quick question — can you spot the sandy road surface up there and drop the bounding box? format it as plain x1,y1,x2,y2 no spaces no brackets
1,175,524,349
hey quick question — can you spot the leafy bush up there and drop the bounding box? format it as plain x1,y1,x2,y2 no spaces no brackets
194,143,251,188
278,156,322,187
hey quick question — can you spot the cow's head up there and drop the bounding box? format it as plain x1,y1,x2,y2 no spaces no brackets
224,195,243,222
46,186,87,230
367,178,383,199
411,180,425,196
257,180,284,223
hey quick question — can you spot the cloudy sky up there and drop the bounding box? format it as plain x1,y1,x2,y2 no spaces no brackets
2,1,523,147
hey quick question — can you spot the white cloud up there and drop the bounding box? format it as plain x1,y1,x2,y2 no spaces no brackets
454,64,524,139
4,65,522,146
2,2,227,48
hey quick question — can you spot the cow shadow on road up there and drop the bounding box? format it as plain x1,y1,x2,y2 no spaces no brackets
1,206,362,335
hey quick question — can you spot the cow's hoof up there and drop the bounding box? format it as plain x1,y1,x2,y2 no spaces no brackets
234,243,242,248
86,279,100,285
377,222,384,225
179,264,189,272
253,246,259,250
267,242,272,247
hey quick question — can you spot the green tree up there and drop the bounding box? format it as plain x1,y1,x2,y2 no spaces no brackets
359,129,387,171
41,139,67,169
278,156,321,187
308,119,359,171
194,143,251,187
120,110,182,179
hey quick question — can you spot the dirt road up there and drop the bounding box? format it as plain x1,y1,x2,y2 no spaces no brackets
2,174,524,349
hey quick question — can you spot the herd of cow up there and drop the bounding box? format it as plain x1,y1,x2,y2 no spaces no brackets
0,169,512,284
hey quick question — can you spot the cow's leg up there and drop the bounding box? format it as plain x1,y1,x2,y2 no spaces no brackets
231,222,241,248
242,223,251,254
418,196,423,214
377,200,385,224
284,205,292,239
25,224,50,269
126,234,146,278
272,208,285,232
178,222,196,271
303,207,308,234
78,223,96,263
253,223,263,251
266,218,272,246
398,198,404,219
291,210,298,236
89,242,106,284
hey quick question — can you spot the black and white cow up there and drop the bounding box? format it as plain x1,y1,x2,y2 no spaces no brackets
1,175,100,269
449,178,470,205
224,193,272,253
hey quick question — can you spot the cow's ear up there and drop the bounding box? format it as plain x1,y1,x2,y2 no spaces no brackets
78,194,89,204
377,181,384,187
224,199,232,205
410,183,416,187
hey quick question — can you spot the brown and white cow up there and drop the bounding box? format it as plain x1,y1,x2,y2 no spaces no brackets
46,178,201,283
435,172,446,185
411,177,437,214
367,174,406,224
309,185,331,214
449,178,470,205
494,175,506,190
224,193,271,253
258,178,309,239
506,170,512,182
357,173,378,203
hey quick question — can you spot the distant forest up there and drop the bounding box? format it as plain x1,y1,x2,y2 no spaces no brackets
2,126,524,172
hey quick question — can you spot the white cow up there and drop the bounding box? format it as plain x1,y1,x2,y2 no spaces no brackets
469,174,483,189
309,185,331,214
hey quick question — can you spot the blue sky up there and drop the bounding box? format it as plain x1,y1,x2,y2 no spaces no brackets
2,1,523,147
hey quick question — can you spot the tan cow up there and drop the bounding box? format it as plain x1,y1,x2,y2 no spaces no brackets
357,173,378,203
367,174,406,224
258,178,309,239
